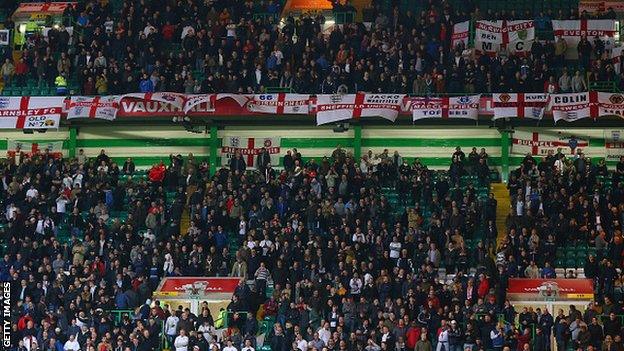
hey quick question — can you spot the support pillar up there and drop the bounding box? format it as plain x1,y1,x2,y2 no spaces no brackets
68,127,77,158
209,125,218,176
353,124,362,160
500,130,510,182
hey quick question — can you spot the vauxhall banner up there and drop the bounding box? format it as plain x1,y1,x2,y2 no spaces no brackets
475,20,535,44
451,20,470,49
410,95,480,121
512,130,589,155
220,137,281,167
492,93,547,119
0,96,64,129
67,96,120,120
316,94,404,125
552,20,616,58
122,92,186,110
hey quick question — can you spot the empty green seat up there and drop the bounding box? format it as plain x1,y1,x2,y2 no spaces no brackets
565,258,577,268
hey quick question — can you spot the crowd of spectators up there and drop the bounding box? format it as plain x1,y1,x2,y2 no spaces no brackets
1,0,623,95
502,148,624,297
1,140,623,351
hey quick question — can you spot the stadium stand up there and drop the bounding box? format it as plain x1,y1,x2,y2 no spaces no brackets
0,1,624,351
0,0,622,96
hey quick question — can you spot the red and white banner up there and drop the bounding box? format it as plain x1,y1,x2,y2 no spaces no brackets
7,140,63,158
597,92,624,118
182,94,252,114
452,21,470,49
409,95,480,121
0,96,63,129
220,137,280,167
549,92,598,122
492,93,547,119
512,130,589,155
507,279,594,301
122,92,186,110
155,277,241,297
67,96,120,120
579,0,624,15
14,2,76,15
552,20,616,57
247,94,310,114
316,94,404,125
475,20,535,44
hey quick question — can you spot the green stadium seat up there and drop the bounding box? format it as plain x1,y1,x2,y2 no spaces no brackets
565,258,577,268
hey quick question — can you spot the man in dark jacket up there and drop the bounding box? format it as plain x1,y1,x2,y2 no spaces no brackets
229,152,246,173
257,147,271,174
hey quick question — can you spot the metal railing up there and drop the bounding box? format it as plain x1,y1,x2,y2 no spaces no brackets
333,12,355,24
589,81,618,92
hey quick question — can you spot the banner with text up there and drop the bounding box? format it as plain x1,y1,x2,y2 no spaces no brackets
492,93,547,119
220,137,281,167
409,95,480,121
0,96,63,129
476,20,535,44
552,20,616,58
512,130,589,155
316,93,404,125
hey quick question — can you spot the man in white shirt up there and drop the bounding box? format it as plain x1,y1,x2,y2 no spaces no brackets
223,339,238,351
25,185,38,199
63,334,80,351
241,339,254,351
174,329,189,351
318,322,331,345
56,194,69,214
165,313,180,344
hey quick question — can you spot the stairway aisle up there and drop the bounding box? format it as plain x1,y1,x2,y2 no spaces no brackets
350,0,373,21
491,183,510,248
179,208,190,235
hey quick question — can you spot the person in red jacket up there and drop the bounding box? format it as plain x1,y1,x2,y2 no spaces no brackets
148,162,166,183
406,321,422,350
477,273,490,299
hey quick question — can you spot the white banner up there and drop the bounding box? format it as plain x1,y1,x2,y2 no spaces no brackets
220,137,280,167
7,140,63,154
605,129,624,161
475,20,535,44
409,95,480,121
549,92,598,122
552,20,616,57
451,21,470,49
247,94,310,114
67,96,120,120
0,96,63,129
316,94,404,125
512,130,589,156
492,93,547,119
